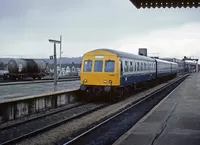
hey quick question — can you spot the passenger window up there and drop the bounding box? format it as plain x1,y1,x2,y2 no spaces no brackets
83,60,92,72
94,60,103,72
124,61,128,72
105,60,115,72
137,62,140,71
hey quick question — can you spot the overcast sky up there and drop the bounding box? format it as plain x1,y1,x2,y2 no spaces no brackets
0,0,200,59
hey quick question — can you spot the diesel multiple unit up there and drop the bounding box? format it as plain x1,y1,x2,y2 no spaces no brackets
80,48,178,100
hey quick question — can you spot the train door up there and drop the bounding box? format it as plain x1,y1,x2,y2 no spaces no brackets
171,64,172,74
120,59,123,76
155,60,158,78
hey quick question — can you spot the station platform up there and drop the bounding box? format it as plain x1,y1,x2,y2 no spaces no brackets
0,80,80,100
113,73,200,145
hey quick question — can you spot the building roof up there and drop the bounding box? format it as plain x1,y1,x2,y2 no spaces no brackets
129,0,200,9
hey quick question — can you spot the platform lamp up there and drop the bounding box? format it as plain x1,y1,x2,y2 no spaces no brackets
49,39,61,85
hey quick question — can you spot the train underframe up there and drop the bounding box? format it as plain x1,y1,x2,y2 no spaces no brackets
3,73,45,80
80,73,177,102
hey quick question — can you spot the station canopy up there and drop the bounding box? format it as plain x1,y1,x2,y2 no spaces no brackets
129,0,200,8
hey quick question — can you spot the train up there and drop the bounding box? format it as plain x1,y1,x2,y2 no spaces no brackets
79,48,179,101
3,58,48,80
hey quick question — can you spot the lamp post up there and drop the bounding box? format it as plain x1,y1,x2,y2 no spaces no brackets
49,39,61,85
58,35,62,79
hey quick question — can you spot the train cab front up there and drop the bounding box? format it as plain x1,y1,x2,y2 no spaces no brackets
80,55,119,95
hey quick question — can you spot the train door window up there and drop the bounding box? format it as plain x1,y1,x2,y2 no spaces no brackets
94,60,103,72
83,60,92,72
153,63,154,70
105,60,115,72
149,63,151,70
141,62,143,71
124,61,128,72
150,62,152,70
152,63,154,70
149,62,150,70
134,61,137,71
137,62,140,71
144,63,146,71
130,61,133,72
120,60,123,73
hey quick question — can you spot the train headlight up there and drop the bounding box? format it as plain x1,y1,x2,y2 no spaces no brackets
84,79,87,83
109,80,112,84
104,80,107,83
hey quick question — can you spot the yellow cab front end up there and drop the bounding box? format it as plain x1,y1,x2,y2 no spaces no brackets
80,49,120,93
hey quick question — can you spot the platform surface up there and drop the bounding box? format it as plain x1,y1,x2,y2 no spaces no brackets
0,80,80,100
113,73,200,145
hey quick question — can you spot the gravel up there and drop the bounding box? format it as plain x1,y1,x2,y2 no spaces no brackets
65,76,186,145
0,102,83,130
0,103,107,144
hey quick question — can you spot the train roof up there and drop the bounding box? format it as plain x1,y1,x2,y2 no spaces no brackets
156,58,178,65
95,48,155,61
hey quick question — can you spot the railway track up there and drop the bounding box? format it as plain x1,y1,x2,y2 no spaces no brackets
60,74,188,145
0,76,80,86
0,74,188,145
0,102,109,145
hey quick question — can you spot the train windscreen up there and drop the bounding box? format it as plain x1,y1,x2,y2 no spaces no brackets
94,60,103,72
105,60,115,72
83,60,92,72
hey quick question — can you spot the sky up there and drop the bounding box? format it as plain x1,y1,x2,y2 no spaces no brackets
0,0,200,59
